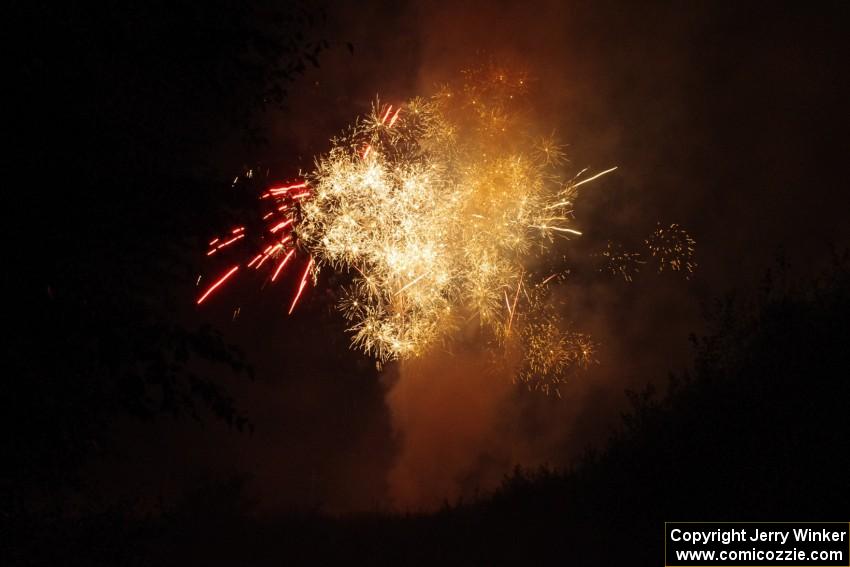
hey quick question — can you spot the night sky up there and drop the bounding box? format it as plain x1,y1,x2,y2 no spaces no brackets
71,0,849,515
9,0,849,526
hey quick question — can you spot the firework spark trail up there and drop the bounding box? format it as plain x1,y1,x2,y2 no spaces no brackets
394,271,431,296
196,265,239,304
269,220,293,233
288,257,314,315
271,249,296,282
206,233,245,255
572,166,618,189
505,273,523,335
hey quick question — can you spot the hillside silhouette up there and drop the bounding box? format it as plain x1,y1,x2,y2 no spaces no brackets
8,256,849,565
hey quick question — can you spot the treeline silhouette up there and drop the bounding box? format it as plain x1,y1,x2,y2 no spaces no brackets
7,256,849,565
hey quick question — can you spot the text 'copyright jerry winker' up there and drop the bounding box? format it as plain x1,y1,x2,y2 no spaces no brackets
665,522,849,566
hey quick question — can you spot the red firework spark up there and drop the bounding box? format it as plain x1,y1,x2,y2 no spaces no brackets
195,104,403,313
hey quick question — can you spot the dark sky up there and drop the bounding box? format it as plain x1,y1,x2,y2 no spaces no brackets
88,0,849,513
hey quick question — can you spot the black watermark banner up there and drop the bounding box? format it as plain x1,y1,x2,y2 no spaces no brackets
665,522,849,566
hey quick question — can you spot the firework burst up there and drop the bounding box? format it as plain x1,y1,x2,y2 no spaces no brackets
645,222,697,278
196,65,692,395
296,82,616,365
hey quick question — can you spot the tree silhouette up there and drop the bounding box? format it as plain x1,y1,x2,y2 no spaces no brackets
4,1,329,508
